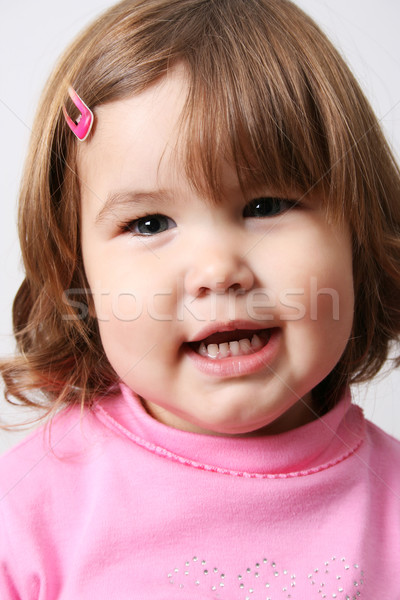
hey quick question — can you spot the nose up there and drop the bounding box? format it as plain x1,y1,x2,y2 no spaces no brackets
184,233,255,297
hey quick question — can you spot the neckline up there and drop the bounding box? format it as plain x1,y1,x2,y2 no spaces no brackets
96,385,365,478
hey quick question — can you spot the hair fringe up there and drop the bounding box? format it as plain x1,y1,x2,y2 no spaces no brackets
2,0,400,427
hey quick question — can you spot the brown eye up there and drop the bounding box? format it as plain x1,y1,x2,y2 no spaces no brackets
243,197,293,218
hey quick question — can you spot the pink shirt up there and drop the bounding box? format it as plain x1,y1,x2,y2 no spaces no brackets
1,385,400,598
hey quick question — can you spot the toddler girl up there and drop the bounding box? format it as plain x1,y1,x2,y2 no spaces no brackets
1,0,400,597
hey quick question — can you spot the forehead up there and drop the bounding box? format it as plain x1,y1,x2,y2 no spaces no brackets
77,65,254,209
77,53,333,212
69,0,364,223
78,66,189,190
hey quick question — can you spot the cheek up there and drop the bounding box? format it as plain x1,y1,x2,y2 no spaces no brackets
264,220,354,361
91,274,178,360
271,222,354,320
84,245,172,317
91,292,143,323
309,236,354,328
94,308,156,383
283,251,354,380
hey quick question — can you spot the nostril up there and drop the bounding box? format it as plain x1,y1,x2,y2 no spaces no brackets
230,283,245,292
197,286,208,297
214,281,241,292
184,252,255,297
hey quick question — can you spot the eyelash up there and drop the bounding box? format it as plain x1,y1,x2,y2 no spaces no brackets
243,197,296,218
119,197,296,237
119,214,176,236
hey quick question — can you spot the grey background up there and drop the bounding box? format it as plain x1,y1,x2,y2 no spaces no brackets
1,0,399,454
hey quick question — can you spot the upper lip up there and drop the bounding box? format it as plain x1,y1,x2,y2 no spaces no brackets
187,320,273,344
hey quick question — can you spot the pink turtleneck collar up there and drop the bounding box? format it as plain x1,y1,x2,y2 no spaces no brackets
97,384,365,478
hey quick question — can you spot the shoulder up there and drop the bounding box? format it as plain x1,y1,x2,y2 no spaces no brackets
0,402,127,590
0,403,118,508
364,417,400,460
362,417,400,491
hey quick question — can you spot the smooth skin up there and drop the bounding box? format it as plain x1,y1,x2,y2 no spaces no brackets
79,64,354,436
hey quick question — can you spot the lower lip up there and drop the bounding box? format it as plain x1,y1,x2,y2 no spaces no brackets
185,328,281,378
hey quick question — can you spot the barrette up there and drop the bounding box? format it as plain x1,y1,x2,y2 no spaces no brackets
62,87,94,141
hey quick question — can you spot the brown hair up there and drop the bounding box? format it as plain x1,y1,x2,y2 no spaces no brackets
2,0,400,423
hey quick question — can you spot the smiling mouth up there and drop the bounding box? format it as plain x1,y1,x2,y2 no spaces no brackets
189,329,272,360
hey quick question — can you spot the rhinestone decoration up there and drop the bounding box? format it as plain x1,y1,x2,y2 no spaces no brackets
168,555,364,598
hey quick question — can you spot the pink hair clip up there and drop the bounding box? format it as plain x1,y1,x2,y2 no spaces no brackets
62,87,94,141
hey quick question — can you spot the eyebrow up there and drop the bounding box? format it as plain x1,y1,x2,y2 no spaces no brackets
95,189,173,224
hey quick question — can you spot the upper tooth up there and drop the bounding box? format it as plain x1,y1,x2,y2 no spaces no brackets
199,342,207,357
251,333,263,350
198,333,266,359
207,343,219,358
218,342,230,358
239,338,251,354
229,340,240,356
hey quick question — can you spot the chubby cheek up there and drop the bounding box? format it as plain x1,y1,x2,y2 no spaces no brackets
95,313,151,384
91,283,179,377
277,241,354,380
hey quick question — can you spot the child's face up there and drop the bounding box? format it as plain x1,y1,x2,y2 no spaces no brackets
79,65,354,436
